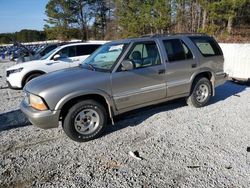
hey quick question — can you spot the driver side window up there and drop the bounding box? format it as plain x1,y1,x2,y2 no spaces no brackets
125,42,161,69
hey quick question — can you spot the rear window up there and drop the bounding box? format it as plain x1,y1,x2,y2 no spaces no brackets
189,36,222,57
76,44,101,56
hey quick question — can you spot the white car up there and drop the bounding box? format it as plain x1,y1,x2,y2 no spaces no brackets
6,41,107,89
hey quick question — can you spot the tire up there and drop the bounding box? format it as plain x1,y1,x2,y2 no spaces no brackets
187,77,212,108
25,73,42,85
63,100,107,142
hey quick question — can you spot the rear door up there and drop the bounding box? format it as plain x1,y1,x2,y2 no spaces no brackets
111,40,167,110
72,44,101,66
162,38,197,97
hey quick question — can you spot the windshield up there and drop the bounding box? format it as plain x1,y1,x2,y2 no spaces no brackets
82,43,128,72
40,47,59,60
35,46,45,54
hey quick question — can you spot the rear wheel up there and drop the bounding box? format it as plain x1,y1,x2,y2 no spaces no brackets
63,100,107,142
187,77,212,108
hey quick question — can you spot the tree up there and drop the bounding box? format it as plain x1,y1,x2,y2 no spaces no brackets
45,0,109,40
44,0,80,40
42,0,250,41
0,30,46,44
69,0,97,40
92,0,110,39
115,0,171,37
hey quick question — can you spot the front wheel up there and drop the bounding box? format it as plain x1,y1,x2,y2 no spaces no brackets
25,73,42,85
187,77,212,108
63,100,107,142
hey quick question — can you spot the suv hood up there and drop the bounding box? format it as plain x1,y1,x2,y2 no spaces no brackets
6,59,45,71
25,66,110,97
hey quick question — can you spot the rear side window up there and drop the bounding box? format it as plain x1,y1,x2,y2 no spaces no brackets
163,39,193,62
57,46,76,58
76,45,101,56
189,36,222,57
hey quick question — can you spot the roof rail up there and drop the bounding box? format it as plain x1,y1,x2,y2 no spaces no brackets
140,33,208,38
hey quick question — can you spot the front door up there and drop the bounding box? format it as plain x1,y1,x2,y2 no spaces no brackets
47,46,76,72
111,41,167,110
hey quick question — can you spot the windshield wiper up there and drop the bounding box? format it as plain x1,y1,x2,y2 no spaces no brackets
87,63,96,71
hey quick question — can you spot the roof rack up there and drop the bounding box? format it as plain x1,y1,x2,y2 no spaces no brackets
140,33,208,38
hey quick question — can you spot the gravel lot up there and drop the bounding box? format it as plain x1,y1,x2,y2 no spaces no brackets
0,61,250,187
0,60,22,113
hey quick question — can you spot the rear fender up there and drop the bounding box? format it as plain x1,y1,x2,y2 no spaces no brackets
189,69,215,96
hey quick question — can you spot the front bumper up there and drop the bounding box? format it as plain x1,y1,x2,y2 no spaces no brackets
20,100,60,129
6,80,21,90
6,73,23,89
215,72,228,87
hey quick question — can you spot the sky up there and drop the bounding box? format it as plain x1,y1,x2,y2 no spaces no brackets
0,0,49,33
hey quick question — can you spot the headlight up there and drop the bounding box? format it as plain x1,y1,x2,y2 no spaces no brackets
29,94,48,111
6,67,23,77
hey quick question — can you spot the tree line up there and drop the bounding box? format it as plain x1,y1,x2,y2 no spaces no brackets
0,0,249,44
44,0,250,42
0,30,46,44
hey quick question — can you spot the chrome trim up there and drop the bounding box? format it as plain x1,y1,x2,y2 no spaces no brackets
215,71,226,76
117,93,189,114
113,83,166,99
167,79,190,88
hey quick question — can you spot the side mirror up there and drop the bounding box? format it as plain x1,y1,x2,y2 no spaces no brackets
53,54,61,61
121,60,134,71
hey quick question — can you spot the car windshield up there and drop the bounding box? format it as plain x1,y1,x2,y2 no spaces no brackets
81,43,128,72
35,46,45,54
40,47,59,60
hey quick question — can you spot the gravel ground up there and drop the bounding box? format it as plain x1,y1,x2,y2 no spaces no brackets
0,60,22,113
0,61,250,187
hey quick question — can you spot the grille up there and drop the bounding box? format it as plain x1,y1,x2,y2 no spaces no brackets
6,71,10,77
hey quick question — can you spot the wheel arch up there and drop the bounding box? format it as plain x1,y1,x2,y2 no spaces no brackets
22,70,46,87
190,70,215,96
58,93,115,125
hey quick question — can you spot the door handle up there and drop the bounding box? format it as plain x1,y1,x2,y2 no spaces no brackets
158,69,166,74
191,64,197,68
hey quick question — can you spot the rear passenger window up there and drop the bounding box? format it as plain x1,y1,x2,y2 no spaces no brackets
163,39,193,62
76,45,101,56
58,46,76,58
189,36,222,57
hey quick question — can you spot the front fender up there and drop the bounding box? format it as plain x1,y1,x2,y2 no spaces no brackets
54,89,114,111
